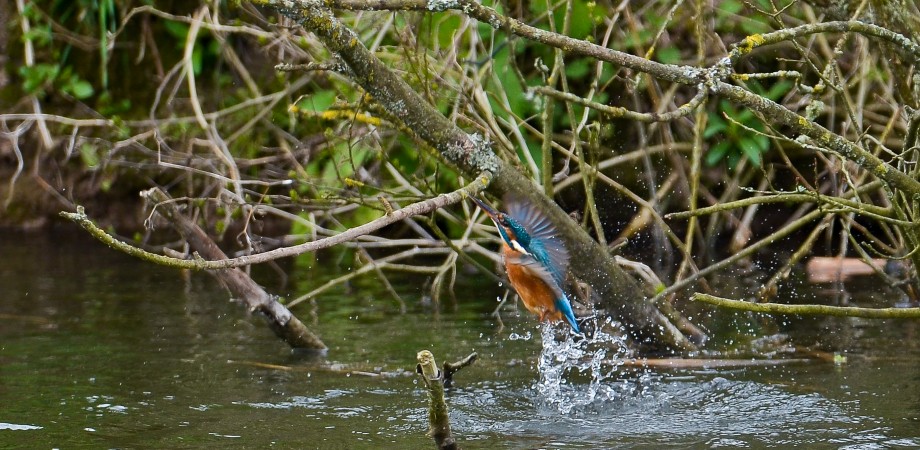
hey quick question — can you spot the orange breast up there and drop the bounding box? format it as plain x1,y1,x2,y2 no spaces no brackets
504,257,563,323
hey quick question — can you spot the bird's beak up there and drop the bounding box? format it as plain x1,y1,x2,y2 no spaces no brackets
470,196,501,226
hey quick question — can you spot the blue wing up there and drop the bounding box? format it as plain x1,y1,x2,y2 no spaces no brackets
504,196,570,286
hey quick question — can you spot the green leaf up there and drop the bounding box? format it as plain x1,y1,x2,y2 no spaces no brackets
22,26,52,46
569,0,593,39
720,0,744,15
704,121,727,138
753,134,770,152
739,137,762,166
565,59,591,79
298,90,337,113
163,21,189,39
68,79,94,99
765,80,793,100
727,152,741,169
656,47,682,64
706,141,731,166
19,64,59,94
192,46,203,75
740,18,771,35
80,143,100,169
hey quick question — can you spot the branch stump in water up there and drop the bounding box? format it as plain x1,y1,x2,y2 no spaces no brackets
416,350,477,450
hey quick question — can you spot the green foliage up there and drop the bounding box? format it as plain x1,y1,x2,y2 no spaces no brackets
714,0,774,35
163,21,222,76
14,1,123,102
704,80,792,168
96,92,132,117
18,63,95,99
297,91,338,113
656,46,682,65
79,143,100,169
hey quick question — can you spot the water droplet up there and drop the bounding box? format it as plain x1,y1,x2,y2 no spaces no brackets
533,317,630,414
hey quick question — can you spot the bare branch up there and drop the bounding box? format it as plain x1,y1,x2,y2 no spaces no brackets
693,293,920,319
59,172,492,270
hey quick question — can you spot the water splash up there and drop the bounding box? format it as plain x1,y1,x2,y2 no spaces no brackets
533,317,632,414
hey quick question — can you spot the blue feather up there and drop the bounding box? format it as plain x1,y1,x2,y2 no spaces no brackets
555,294,580,333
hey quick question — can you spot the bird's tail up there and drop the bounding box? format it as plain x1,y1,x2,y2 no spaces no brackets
555,295,580,333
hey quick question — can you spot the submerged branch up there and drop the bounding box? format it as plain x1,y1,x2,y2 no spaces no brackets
442,352,478,389
151,190,326,350
693,293,920,319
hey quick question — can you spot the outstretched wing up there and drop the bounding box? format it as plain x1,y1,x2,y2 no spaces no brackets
504,196,570,285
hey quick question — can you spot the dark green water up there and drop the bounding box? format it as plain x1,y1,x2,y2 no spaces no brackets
1,230,918,449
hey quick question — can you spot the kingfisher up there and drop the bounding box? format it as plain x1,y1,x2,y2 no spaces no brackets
471,196,580,333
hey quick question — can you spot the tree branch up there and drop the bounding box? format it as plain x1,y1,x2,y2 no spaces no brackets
311,1,920,198
693,293,920,319
150,189,326,350
59,173,491,270
255,0,702,352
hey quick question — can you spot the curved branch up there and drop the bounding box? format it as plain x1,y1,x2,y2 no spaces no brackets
653,209,826,304
533,86,707,123
666,190,895,221
725,21,920,65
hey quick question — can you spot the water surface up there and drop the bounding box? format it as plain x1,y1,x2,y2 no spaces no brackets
1,230,918,448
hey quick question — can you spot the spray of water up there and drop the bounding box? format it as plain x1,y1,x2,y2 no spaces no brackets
533,317,632,414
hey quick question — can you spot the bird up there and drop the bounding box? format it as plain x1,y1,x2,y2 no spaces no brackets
471,195,580,333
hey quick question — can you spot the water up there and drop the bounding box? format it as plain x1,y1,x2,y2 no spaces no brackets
2,230,919,448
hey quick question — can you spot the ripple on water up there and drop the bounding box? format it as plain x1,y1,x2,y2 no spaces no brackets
442,320,912,448
0,423,43,431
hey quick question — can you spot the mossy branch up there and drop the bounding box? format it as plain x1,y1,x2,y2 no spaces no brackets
60,206,209,269
693,293,920,319
416,350,461,450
